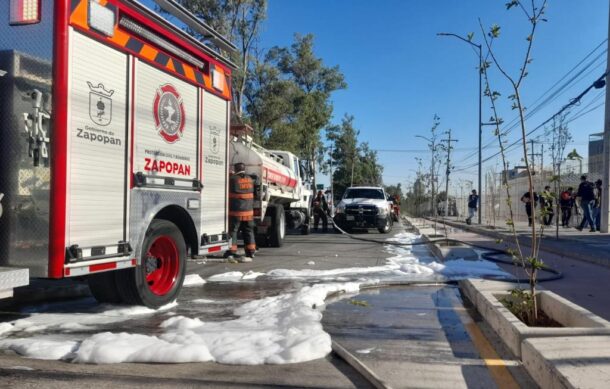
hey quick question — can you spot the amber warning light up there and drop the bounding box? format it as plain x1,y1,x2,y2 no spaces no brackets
10,0,41,25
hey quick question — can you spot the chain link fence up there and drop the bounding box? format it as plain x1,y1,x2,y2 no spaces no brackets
448,157,604,228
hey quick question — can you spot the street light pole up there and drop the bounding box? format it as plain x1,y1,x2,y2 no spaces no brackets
477,43,482,224
602,5,610,233
438,32,483,224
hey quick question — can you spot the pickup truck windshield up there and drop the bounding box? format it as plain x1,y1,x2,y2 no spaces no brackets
344,188,384,199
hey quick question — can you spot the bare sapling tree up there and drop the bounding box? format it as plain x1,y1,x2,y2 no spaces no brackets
486,166,499,228
478,0,548,323
546,113,571,238
480,51,529,300
419,115,445,231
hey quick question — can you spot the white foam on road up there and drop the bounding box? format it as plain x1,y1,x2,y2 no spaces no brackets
183,274,206,287
0,231,509,365
0,338,79,360
207,271,265,282
205,231,509,282
0,282,360,364
0,302,177,337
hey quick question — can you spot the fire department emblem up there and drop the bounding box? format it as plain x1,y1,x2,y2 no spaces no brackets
87,82,113,126
153,84,185,144
210,126,220,154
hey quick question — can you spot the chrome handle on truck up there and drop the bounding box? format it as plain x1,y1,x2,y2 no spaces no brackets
23,90,51,167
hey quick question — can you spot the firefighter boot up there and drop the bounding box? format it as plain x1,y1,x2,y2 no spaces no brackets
224,251,243,260
239,255,252,263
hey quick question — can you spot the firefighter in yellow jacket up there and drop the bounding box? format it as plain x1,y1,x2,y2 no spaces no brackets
225,162,256,262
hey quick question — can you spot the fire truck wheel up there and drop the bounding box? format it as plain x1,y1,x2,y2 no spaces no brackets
117,220,186,308
268,204,285,247
87,271,123,304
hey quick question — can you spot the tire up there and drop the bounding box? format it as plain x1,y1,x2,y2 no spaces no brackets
87,271,123,304
378,216,392,234
268,204,285,247
301,222,311,235
255,233,269,248
116,219,186,308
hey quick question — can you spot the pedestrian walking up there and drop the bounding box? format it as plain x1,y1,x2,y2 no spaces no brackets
576,175,596,232
520,189,539,227
559,187,575,227
466,190,478,225
224,162,256,262
540,185,554,226
593,179,602,232
313,190,329,232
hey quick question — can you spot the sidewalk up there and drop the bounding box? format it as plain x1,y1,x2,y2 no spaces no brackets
426,216,610,268
409,216,610,321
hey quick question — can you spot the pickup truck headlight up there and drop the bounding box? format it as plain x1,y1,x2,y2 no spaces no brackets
377,206,388,215
335,203,346,214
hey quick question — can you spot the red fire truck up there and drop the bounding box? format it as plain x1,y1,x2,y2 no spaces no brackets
0,0,236,307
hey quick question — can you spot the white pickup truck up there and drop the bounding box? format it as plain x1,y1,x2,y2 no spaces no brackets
333,186,393,233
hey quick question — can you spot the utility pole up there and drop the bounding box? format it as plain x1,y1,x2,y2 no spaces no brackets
601,4,610,233
441,130,459,217
528,139,542,180
329,144,334,206
529,139,536,173
539,142,546,185
541,143,544,183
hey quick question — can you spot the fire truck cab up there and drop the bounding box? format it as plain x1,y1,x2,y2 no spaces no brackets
0,0,236,307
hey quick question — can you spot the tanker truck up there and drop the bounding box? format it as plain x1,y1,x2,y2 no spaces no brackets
230,125,313,247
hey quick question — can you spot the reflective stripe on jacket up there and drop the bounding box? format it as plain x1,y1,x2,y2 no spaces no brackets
229,173,254,220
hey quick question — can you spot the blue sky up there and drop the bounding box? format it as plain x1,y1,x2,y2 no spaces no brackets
258,0,608,190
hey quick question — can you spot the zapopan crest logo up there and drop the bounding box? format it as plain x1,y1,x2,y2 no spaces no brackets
153,84,185,143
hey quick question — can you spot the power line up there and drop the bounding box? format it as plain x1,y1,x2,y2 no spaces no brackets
374,147,476,153
456,39,608,164
452,72,607,173
459,49,607,164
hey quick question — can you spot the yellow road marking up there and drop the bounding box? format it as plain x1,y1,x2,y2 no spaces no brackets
463,321,520,389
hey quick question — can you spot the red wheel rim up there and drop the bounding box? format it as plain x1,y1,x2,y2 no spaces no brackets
145,235,179,296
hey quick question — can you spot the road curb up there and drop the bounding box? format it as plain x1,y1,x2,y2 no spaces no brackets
332,339,393,389
428,217,610,269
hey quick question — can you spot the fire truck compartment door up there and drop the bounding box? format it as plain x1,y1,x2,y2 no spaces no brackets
200,91,228,235
67,31,128,247
134,61,198,182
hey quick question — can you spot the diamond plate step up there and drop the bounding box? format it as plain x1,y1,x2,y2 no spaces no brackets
0,267,29,299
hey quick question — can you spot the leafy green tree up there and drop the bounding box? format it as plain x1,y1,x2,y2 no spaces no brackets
244,55,299,145
267,34,347,187
326,115,359,199
174,0,267,119
384,183,403,199
405,176,429,216
326,115,383,199
357,142,383,187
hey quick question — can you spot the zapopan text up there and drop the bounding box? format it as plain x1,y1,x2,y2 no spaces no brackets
144,158,191,176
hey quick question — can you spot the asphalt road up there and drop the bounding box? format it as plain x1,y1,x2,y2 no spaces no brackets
0,223,535,388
